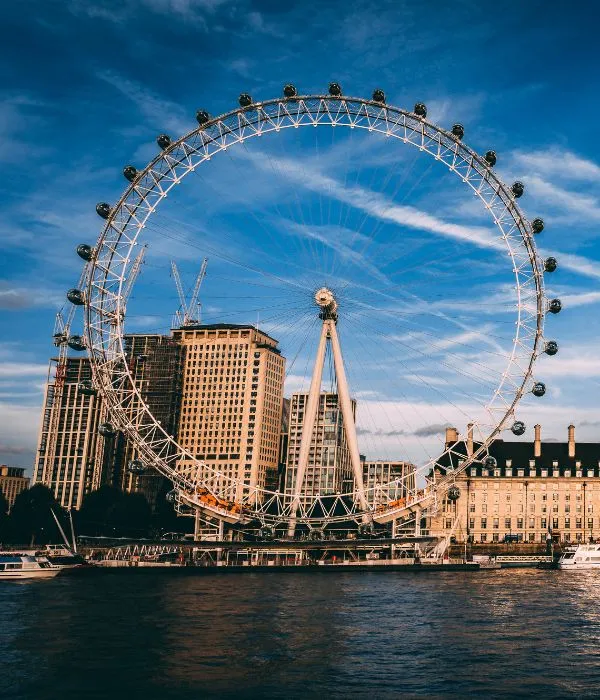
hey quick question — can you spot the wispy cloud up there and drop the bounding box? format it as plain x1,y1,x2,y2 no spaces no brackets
512,148,600,182
96,71,190,133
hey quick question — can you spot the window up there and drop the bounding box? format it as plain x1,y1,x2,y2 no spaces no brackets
505,518,511,529
553,518,559,529
481,518,487,529
517,518,523,529
493,518,499,529
493,534,499,542
541,518,547,529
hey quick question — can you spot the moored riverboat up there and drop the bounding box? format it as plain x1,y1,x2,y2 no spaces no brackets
0,554,61,580
558,544,600,570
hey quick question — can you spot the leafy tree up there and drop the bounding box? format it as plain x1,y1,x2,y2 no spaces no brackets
152,483,192,536
78,485,153,537
0,489,9,543
77,485,122,537
8,484,65,546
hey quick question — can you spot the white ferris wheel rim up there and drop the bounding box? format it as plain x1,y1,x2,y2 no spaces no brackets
81,93,548,526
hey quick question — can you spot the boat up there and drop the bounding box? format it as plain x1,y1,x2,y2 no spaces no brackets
0,553,61,580
558,544,600,570
41,544,89,569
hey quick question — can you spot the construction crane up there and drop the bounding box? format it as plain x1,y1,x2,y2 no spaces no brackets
171,257,208,327
122,245,147,311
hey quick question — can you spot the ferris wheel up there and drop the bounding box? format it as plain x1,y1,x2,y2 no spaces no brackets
67,83,561,533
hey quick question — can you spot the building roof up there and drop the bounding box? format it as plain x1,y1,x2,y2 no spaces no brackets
172,323,279,345
437,438,600,477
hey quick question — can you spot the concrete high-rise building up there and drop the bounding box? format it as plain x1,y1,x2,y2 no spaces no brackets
172,324,285,501
113,334,182,507
0,466,30,510
362,460,416,507
34,356,105,509
33,334,182,510
285,392,355,506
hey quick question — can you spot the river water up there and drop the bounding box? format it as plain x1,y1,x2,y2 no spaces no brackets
2,569,600,699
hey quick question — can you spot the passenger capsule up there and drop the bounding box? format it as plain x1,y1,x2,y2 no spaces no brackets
532,218,544,234
283,84,297,98
67,335,86,351
372,89,386,103
414,102,427,117
259,525,275,540
98,422,115,437
484,455,497,469
76,244,94,262
78,380,96,396
238,93,252,107
548,298,562,314
127,460,146,474
166,489,177,503
67,288,85,306
451,123,464,139
511,421,526,436
511,181,525,198
156,134,171,150
195,110,210,125
53,332,67,346
447,485,461,501
96,202,111,219
123,165,138,182
328,82,342,96
484,150,497,167
544,257,557,273
532,382,546,397
545,340,559,356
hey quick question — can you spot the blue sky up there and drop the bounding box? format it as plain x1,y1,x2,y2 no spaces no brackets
1,0,600,473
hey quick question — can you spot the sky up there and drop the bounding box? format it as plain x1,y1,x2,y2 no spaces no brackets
1,0,600,474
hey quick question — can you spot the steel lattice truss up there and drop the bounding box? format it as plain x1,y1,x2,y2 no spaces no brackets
81,94,549,528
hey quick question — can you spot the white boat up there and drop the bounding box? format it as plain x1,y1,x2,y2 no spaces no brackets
558,544,600,570
0,553,61,580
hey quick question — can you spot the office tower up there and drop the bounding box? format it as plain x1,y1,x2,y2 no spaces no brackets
113,334,182,508
285,392,355,507
0,466,30,510
172,324,285,501
33,356,105,509
362,460,416,507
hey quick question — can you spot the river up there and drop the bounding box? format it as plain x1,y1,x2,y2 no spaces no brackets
2,569,600,699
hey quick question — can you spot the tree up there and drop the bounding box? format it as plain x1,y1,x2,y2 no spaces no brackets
0,489,9,543
152,483,192,536
8,484,65,546
77,485,122,537
78,486,153,537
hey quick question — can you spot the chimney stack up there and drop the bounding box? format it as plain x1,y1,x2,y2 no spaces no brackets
445,426,458,447
568,424,575,458
534,424,541,458
467,423,474,456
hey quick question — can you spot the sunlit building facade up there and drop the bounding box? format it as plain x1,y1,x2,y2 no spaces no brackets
172,324,285,500
0,466,30,511
285,392,355,506
430,425,600,544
